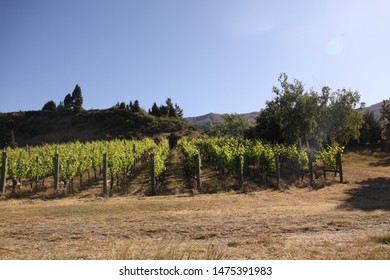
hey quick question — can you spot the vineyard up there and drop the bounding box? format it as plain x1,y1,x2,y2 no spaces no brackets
0,137,344,198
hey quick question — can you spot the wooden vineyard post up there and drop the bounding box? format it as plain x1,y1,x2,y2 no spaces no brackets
307,150,314,183
238,155,243,191
336,151,343,183
150,153,156,195
53,153,59,191
195,153,201,192
1,151,7,194
275,154,280,189
102,153,108,197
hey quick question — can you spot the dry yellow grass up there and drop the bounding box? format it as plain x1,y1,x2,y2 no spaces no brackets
0,151,389,260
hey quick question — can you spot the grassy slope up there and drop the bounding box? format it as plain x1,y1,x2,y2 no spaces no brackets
0,150,389,260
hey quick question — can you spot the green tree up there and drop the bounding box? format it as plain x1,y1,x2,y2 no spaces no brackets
159,104,169,117
209,113,251,137
253,103,282,142
57,101,65,111
132,100,141,113
42,100,57,111
119,102,126,110
64,94,73,110
360,110,381,145
166,98,177,118
175,104,184,119
325,89,362,145
253,73,362,146
380,99,390,146
149,102,161,117
72,84,84,112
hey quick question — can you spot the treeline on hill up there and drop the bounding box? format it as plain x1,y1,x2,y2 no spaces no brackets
210,73,389,150
0,85,196,148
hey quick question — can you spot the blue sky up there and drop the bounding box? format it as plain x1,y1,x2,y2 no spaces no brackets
0,0,389,117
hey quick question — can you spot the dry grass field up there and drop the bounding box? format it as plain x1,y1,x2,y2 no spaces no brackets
0,150,389,260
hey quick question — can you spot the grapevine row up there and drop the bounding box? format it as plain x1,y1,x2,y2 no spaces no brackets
1,138,157,193
187,137,342,181
177,137,201,177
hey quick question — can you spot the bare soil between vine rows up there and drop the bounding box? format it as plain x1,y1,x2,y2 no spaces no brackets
0,150,389,260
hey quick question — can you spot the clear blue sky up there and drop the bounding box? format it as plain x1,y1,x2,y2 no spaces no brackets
0,0,389,117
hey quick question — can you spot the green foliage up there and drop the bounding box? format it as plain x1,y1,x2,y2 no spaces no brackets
3,138,158,188
360,110,381,145
64,94,73,110
148,98,183,119
150,138,170,177
253,73,362,146
62,84,84,112
325,89,362,145
42,101,57,111
380,100,390,146
208,113,251,137
318,145,344,170
72,84,84,112
194,137,309,178
177,137,201,176
131,100,141,113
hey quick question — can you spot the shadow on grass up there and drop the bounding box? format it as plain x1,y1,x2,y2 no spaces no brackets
368,158,390,167
339,177,390,211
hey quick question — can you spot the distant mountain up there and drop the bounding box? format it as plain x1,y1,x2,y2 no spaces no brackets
184,112,259,130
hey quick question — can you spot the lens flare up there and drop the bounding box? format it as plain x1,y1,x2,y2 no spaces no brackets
326,37,345,56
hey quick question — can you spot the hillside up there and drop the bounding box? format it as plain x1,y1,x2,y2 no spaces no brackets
363,101,383,119
0,101,385,147
0,109,200,147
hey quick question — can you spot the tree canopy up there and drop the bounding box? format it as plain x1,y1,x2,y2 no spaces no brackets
253,73,362,147
209,113,251,137
60,84,84,112
42,100,57,111
148,98,183,119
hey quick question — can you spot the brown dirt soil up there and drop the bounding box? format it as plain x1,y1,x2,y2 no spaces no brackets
0,151,389,260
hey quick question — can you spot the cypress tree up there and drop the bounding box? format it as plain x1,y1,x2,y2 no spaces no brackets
72,84,84,112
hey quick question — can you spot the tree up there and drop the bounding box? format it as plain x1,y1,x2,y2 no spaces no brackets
132,100,141,113
149,98,184,119
380,99,390,146
57,101,65,111
71,84,84,112
149,102,161,117
325,89,362,145
209,113,251,137
252,104,282,143
166,98,177,118
360,110,381,145
64,94,73,110
175,104,184,119
119,102,126,110
159,104,169,117
42,100,57,111
253,73,362,146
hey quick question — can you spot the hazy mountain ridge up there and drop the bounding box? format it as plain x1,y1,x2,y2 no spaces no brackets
363,101,383,119
184,112,259,130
